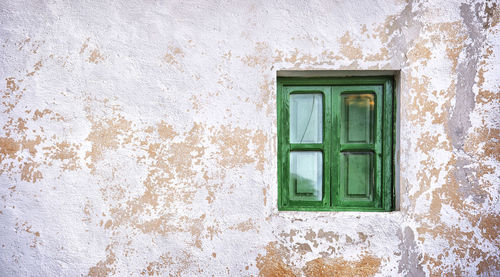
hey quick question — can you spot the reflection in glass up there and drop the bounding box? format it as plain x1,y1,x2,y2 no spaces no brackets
341,93,374,144
290,94,322,143
289,151,322,201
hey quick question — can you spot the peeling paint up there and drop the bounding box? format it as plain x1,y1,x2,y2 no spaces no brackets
0,0,498,276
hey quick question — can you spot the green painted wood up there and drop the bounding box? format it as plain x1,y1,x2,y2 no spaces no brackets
277,80,284,207
279,86,331,209
331,86,341,208
333,85,382,208
277,77,394,211
383,79,394,211
290,143,323,151
340,144,375,151
324,86,333,207
340,152,373,199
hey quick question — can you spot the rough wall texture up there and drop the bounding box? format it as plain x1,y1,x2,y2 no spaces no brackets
0,0,499,276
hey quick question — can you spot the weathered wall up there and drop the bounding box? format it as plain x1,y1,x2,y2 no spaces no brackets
0,0,498,276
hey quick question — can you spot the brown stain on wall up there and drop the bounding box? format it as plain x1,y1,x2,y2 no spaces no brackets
43,141,81,171
85,116,131,172
26,60,43,76
157,121,177,140
88,49,105,64
0,134,44,183
339,32,363,60
229,218,257,233
210,125,268,173
20,160,43,183
405,75,456,126
32,108,65,121
365,47,389,62
166,123,206,180
407,40,432,66
256,242,381,277
79,38,105,64
304,256,381,277
0,137,20,157
141,253,173,276
256,80,274,116
465,127,500,163
87,245,116,277
80,38,90,54
5,76,20,92
87,120,235,254
15,222,41,249
140,251,191,276
268,15,417,70
241,42,273,68
2,77,26,113
256,242,295,277
273,49,324,69
163,46,185,72
164,46,184,64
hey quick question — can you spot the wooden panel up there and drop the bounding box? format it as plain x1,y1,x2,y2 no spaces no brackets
341,152,373,200
341,93,374,144
289,151,322,201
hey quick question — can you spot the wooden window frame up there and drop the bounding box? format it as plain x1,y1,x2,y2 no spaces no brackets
277,76,395,211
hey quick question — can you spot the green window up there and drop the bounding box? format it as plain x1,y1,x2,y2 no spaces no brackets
277,77,395,211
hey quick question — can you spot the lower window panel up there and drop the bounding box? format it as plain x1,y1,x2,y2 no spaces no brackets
340,152,374,203
289,151,323,201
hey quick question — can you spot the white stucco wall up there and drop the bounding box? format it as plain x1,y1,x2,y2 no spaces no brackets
0,0,499,276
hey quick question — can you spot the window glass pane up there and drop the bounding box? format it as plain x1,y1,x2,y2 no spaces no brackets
289,151,322,201
290,94,322,143
341,93,374,144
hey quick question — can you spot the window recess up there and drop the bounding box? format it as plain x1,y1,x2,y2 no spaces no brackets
277,77,394,211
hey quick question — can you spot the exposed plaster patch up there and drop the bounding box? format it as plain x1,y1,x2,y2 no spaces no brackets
256,242,295,277
241,42,273,68
80,37,90,54
397,227,424,276
15,221,41,249
163,46,185,71
256,79,274,116
256,242,382,277
210,125,267,172
80,38,106,64
448,3,483,151
229,218,258,233
0,137,19,157
304,255,381,277
140,251,191,276
339,32,363,60
26,60,43,76
85,116,131,173
87,245,117,277
88,49,105,64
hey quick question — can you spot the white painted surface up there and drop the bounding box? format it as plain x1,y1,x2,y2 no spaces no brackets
0,0,498,276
